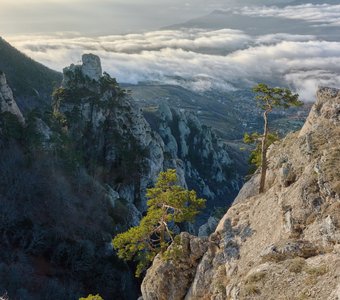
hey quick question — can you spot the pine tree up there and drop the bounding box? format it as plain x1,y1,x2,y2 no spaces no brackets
112,169,205,277
252,83,303,193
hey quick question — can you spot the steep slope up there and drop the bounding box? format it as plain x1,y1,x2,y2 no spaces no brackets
0,65,140,299
144,102,244,217
141,86,340,300
0,54,248,299
0,71,24,123
0,37,62,111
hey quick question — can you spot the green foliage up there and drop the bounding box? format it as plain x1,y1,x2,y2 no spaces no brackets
112,169,205,277
100,72,129,97
243,132,279,172
246,84,302,190
79,294,103,300
253,83,303,111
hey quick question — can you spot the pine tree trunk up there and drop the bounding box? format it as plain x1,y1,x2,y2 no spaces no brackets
259,110,269,193
160,222,165,253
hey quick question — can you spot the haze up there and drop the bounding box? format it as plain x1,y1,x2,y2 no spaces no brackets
1,0,297,35
2,0,340,101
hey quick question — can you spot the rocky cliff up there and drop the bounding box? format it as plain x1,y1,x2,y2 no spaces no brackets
0,53,247,299
141,86,340,300
53,54,242,225
144,102,243,220
53,53,166,219
0,71,24,123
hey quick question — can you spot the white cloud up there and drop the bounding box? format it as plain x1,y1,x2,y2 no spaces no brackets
238,4,340,27
6,28,340,102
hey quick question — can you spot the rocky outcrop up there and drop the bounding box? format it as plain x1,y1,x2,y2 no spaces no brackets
54,53,244,225
53,54,167,219
0,71,24,123
144,101,243,212
141,233,209,300
141,86,340,300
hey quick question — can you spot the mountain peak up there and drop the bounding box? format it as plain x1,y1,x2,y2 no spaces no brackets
81,53,102,81
62,53,102,87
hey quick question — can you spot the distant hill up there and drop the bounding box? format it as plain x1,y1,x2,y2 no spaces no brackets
0,37,62,112
126,83,310,141
164,9,340,42
289,0,340,4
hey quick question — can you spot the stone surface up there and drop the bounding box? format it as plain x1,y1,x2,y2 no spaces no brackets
81,53,102,81
55,54,166,225
141,86,340,300
141,233,209,300
146,101,243,212
0,72,24,123
198,217,219,237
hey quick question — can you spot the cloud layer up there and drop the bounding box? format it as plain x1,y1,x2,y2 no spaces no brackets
238,4,340,27
6,3,340,102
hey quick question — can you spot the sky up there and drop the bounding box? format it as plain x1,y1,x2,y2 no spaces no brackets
2,0,340,101
1,0,296,35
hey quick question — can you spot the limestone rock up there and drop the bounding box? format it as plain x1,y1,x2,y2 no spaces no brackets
141,86,340,300
146,101,243,213
81,53,102,81
198,217,219,237
141,233,209,300
54,54,166,223
0,71,24,123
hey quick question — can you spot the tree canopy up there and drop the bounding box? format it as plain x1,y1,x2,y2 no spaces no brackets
112,169,205,277
250,83,303,193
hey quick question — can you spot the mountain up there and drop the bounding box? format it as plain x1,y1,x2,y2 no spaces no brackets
141,86,340,299
0,53,247,299
290,0,340,4
165,9,340,42
0,37,62,111
127,83,310,142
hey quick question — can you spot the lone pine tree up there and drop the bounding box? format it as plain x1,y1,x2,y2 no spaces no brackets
112,169,205,277
251,83,303,193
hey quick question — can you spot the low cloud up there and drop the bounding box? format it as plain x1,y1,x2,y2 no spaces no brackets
237,4,340,27
6,27,340,102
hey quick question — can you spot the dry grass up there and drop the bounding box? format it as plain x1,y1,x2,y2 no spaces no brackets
245,271,267,284
244,283,261,296
305,264,328,276
287,257,306,273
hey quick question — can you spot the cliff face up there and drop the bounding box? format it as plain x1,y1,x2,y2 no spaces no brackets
53,54,243,224
144,102,243,217
0,53,247,299
141,87,340,300
53,54,166,217
0,71,24,123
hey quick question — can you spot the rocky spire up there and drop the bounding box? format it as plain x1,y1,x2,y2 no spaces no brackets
62,53,102,87
0,71,25,124
81,53,102,81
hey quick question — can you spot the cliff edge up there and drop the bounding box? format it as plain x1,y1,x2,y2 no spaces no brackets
141,86,340,300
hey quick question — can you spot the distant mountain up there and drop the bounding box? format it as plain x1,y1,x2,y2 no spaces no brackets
0,37,62,112
164,9,340,42
126,83,310,141
289,0,340,4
